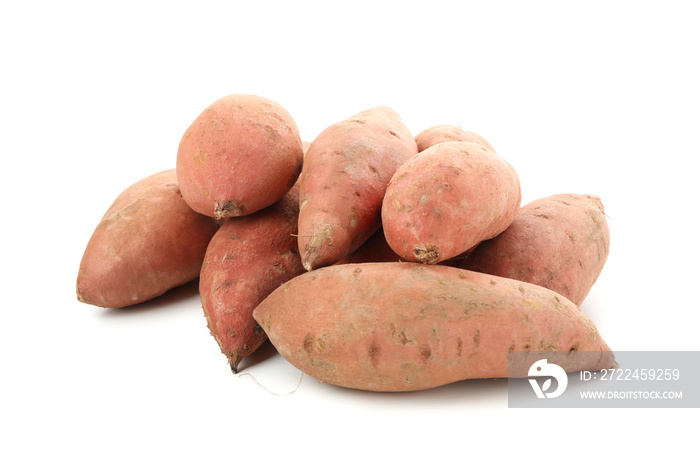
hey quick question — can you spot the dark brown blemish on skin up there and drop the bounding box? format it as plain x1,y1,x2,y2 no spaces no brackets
457,337,463,357
303,333,313,353
473,329,481,348
490,279,497,286
397,331,412,345
534,214,549,219
369,342,381,365
419,344,432,363
413,243,440,264
215,200,244,219
569,342,580,353
254,324,264,335
214,279,236,292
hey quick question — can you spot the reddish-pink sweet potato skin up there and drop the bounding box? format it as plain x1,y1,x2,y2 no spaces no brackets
253,262,615,392
382,141,521,264
176,94,303,219
200,183,304,371
415,124,495,152
460,193,610,306
297,106,418,270
77,169,219,308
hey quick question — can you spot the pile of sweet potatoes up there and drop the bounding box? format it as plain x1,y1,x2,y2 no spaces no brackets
77,94,613,392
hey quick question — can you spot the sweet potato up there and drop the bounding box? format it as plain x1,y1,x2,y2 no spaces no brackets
297,106,418,270
415,124,495,152
253,262,615,392
77,169,219,308
460,193,610,306
200,183,304,371
176,94,303,219
382,141,521,264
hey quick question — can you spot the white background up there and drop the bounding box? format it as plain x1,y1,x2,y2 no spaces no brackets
2,1,698,464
